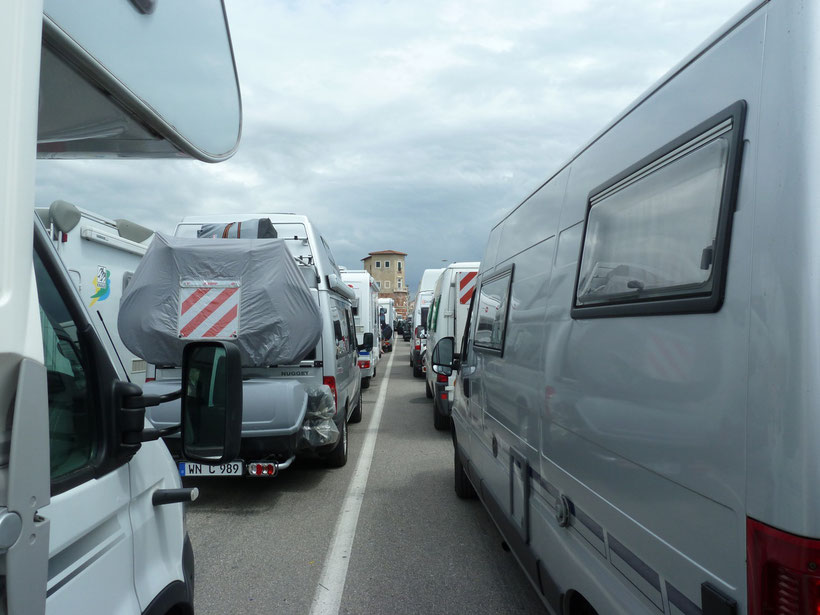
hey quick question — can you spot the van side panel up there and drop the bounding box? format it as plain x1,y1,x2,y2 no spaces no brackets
462,8,768,614
746,0,820,537
535,12,765,612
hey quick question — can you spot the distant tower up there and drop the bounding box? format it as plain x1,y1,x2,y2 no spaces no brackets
361,250,408,318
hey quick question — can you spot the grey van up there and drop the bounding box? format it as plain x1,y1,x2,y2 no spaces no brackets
433,2,820,613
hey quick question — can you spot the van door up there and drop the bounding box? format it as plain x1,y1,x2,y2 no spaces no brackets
32,234,141,614
454,291,479,463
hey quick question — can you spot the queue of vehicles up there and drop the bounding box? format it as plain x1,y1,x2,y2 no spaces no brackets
7,0,820,614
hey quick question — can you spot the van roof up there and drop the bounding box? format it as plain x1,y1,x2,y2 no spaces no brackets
490,0,766,232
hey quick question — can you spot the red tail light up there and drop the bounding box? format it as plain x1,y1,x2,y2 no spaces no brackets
415,343,421,350
323,376,338,413
358,360,370,369
436,373,448,383
747,518,820,615
145,377,155,383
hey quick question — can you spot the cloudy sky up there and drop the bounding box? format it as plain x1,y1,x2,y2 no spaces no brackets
35,0,751,293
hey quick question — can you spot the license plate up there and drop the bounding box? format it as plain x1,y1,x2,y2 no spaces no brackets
178,461,244,477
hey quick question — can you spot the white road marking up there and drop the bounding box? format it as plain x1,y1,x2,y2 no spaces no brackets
309,349,395,615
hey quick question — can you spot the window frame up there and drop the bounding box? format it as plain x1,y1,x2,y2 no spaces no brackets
375,260,381,268
571,100,747,319
34,226,124,495
384,280,391,289
473,264,514,357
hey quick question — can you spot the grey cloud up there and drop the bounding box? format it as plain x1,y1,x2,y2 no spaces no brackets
36,0,750,295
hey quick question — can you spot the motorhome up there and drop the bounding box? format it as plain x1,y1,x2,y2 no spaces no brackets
378,297,395,352
1,1,243,614
144,214,364,474
432,2,820,614
342,270,380,388
423,262,479,429
36,200,154,384
410,268,444,377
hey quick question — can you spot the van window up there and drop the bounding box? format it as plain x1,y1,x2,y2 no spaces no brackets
34,251,96,482
334,318,347,357
430,296,441,332
474,269,512,353
574,102,745,316
420,307,430,330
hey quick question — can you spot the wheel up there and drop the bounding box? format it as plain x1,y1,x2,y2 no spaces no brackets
434,397,450,431
325,415,348,467
425,379,433,398
414,361,423,378
373,367,377,379
361,376,371,390
454,446,477,499
349,388,363,424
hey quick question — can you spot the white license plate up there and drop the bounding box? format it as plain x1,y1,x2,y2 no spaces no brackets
178,461,244,477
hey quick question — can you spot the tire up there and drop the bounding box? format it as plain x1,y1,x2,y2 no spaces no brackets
425,379,433,399
414,360,423,378
325,414,348,467
349,389,363,424
454,446,477,499
361,376,371,390
434,397,450,431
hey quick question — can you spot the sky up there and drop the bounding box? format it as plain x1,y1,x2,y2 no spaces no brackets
35,0,752,295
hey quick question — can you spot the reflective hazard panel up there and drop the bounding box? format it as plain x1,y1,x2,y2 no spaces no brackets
178,280,241,339
458,271,478,305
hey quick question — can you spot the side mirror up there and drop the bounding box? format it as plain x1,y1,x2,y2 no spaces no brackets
359,332,374,351
180,341,243,464
432,337,456,377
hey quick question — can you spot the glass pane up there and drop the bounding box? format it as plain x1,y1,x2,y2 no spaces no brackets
475,273,511,351
183,345,228,459
577,137,729,306
34,252,95,480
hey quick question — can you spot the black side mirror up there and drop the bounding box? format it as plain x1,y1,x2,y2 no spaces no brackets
359,332,374,351
180,341,243,464
432,337,457,376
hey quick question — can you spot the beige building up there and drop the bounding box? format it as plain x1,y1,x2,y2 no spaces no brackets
361,250,408,317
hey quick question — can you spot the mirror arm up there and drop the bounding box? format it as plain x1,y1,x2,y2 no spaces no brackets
139,424,182,442
122,388,183,409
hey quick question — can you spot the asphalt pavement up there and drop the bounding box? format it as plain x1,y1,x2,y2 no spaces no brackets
185,339,545,615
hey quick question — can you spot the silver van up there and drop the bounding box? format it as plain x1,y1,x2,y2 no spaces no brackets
147,213,363,473
433,2,820,613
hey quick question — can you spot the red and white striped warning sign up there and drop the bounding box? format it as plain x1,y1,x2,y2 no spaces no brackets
178,281,241,339
458,271,478,305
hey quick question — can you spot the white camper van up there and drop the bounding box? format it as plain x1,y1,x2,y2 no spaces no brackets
423,262,479,430
342,270,380,389
410,268,444,377
0,2,243,614
144,213,364,474
432,2,820,614
36,201,154,384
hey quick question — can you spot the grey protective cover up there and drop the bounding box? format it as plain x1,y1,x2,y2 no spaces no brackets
118,233,321,366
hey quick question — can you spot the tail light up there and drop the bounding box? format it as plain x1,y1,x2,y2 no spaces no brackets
323,376,338,413
436,373,448,383
358,360,370,369
747,517,820,615
415,343,421,351
145,377,155,383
